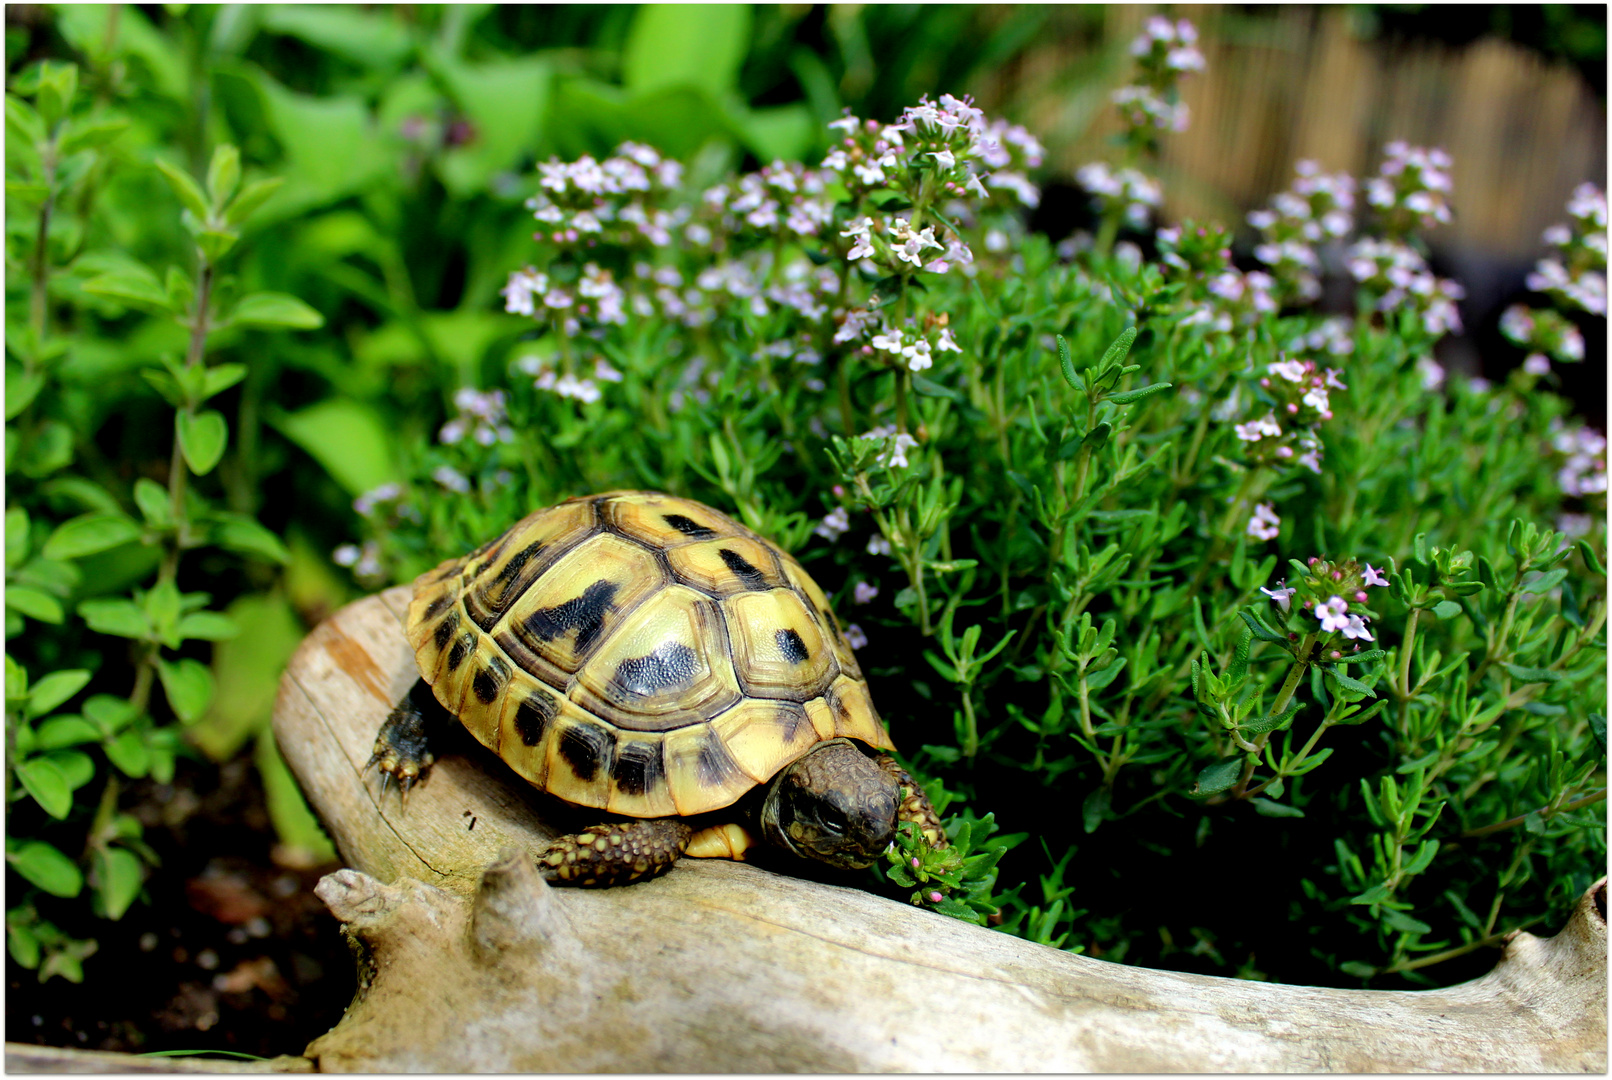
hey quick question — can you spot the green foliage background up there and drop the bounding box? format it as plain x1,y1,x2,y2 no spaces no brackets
4,2,1605,999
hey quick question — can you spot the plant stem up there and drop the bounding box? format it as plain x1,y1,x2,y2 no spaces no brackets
1229,633,1317,799
1394,606,1421,741
1459,788,1606,839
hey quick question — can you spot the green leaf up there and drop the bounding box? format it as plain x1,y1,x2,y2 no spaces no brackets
1339,961,1377,979
57,115,129,155
228,292,323,330
1350,883,1392,906
1500,663,1561,684
83,695,138,735
1575,539,1606,578
1381,908,1432,935
177,410,228,475
1237,607,1288,643
1251,798,1305,818
6,654,27,703
16,758,73,819
1081,786,1111,834
272,399,400,497
1056,335,1081,391
42,512,141,560
202,364,249,401
8,921,40,969
209,513,291,565
1193,758,1244,797
78,598,150,640
6,365,45,419
1323,667,1377,698
1521,567,1569,594
1431,600,1462,619
132,478,173,529
34,716,101,750
205,144,241,206
155,657,214,724
155,158,210,221
260,5,413,67
94,847,145,920
1099,325,1139,368
622,4,750,96
104,730,150,778
223,176,285,226
6,587,64,624
27,670,91,718
177,612,240,641
7,841,83,898
1105,381,1172,405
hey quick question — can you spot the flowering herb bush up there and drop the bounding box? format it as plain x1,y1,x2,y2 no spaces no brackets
322,19,1608,984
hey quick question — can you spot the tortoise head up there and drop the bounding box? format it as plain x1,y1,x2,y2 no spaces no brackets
758,738,898,869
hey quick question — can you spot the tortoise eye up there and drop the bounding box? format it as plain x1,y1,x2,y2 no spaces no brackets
819,804,846,835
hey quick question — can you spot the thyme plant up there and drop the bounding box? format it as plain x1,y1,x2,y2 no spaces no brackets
332,20,1606,984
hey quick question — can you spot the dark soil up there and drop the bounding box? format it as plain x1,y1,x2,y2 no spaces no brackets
5,754,355,1061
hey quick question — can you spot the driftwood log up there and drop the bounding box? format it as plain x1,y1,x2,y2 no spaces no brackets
272,587,1608,1072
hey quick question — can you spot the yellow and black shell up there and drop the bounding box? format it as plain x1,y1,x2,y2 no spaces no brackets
405,491,894,818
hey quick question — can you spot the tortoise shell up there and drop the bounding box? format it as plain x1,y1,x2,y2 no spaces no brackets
405,491,894,818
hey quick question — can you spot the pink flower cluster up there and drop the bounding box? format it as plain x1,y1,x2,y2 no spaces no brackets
1231,356,1347,474
1077,163,1163,229
527,142,685,247
1114,17,1205,134
1366,142,1453,236
1527,182,1607,317
1345,238,1465,338
1261,557,1390,655
1249,160,1356,304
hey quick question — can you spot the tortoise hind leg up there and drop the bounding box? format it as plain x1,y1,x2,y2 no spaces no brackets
538,819,693,887
876,755,946,847
369,678,449,801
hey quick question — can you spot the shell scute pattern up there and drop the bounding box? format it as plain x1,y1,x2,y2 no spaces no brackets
406,492,893,818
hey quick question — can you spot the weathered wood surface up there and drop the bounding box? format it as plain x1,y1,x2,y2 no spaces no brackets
2,1043,311,1073
273,587,1609,1072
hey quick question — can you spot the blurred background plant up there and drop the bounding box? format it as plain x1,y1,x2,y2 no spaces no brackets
3,1,1605,1059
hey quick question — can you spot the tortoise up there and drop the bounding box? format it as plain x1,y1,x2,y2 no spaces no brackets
369,490,942,887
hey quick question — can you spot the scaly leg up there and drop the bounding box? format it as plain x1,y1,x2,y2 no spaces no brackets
537,819,693,887
368,679,447,802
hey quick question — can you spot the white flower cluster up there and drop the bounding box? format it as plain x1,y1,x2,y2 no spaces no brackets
1178,268,1277,333
439,387,514,446
514,354,622,405
858,425,920,468
1366,142,1453,234
1284,316,1355,359
527,142,686,246
502,262,628,337
1499,304,1585,368
1249,160,1356,303
1246,502,1280,541
1076,163,1163,229
1230,356,1346,473
1527,182,1607,317
1552,423,1608,499
1109,17,1204,141
866,320,963,373
1345,238,1465,337
702,162,835,239
838,215,974,277
1111,85,1189,134
822,95,1043,210
333,539,384,582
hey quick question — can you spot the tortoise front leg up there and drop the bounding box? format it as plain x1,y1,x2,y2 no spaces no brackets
537,819,693,887
876,755,945,847
368,678,449,801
